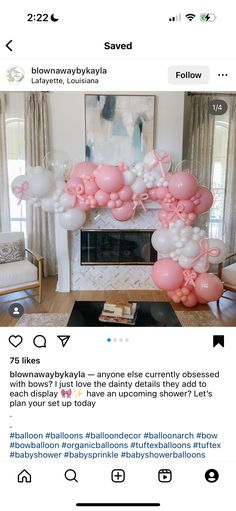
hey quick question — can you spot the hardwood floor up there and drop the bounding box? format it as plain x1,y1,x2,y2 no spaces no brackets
0,276,235,326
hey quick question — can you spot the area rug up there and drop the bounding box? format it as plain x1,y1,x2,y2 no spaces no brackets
15,313,70,327
175,310,222,327
15,310,221,327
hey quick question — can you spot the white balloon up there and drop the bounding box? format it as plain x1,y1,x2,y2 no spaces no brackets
123,170,136,185
180,226,193,239
207,238,228,264
41,196,56,212
182,240,200,258
193,258,209,273
31,166,45,175
151,229,174,253
29,169,55,198
56,180,66,193
131,177,147,194
59,193,74,210
59,208,86,230
11,175,31,201
178,254,193,269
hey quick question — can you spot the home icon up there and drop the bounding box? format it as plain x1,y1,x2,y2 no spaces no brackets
17,469,32,483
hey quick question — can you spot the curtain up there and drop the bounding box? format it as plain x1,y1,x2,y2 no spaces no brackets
187,94,215,230
25,92,57,276
224,97,236,253
0,92,10,231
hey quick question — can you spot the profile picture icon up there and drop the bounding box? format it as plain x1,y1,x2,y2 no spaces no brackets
7,66,25,83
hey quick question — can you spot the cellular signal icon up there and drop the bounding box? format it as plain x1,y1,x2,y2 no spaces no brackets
169,14,181,22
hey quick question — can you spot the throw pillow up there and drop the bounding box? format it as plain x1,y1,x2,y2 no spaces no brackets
0,239,25,264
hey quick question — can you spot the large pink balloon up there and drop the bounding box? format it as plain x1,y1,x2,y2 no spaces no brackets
67,177,84,190
94,165,124,193
194,186,214,214
111,201,134,221
195,273,223,301
152,259,184,291
168,172,199,200
70,162,97,178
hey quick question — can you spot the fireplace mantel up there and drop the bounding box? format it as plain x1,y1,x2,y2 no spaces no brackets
55,206,161,292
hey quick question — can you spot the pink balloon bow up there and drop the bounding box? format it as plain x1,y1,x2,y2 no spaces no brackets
165,203,186,222
13,181,29,205
148,150,171,177
132,193,149,212
65,184,84,207
183,269,197,287
192,239,221,269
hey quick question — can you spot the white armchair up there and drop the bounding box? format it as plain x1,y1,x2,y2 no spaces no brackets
218,252,236,295
0,232,44,303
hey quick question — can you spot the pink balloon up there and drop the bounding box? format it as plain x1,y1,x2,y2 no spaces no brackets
152,259,184,291
184,291,198,307
111,201,134,221
178,199,194,213
195,273,223,302
84,180,99,195
77,200,90,211
70,162,97,178
67,177,84,189
95,190,110,206
94,165,124,193
119,185,133,201
194,186,214,214
168,172,199,200
148,186,168,201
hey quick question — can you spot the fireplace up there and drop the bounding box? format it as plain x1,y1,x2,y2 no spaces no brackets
80,230,156,265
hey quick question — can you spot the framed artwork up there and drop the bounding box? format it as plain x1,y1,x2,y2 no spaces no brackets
85,94,156,165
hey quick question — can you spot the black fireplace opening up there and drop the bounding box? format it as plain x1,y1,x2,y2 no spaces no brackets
81,230,157,265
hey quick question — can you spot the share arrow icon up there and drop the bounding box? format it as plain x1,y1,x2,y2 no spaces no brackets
57,335,70,347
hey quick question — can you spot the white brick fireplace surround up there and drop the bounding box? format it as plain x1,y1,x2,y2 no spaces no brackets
55,207,160,292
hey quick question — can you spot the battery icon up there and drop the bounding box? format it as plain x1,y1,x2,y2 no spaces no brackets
200,13,217,22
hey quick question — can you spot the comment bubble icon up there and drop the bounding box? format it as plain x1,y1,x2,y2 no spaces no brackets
33,335,47,348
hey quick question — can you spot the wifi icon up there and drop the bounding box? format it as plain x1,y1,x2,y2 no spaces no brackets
186,13,196,21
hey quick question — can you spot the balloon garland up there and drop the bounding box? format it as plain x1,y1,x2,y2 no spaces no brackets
11,150,226,306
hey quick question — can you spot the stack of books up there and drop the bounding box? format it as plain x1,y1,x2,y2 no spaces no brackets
98,301,138,325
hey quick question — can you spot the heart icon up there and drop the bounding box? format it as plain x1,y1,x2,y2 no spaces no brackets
8,335,23,348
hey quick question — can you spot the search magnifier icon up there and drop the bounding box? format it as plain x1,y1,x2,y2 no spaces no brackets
65,469,78,482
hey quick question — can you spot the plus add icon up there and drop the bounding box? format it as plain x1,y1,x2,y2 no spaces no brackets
111,469,125,483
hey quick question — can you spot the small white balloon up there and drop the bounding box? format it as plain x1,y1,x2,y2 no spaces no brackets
131,177,147,194
179,254,193,269
123,170,136,185
41,196,56,212
182,240,200,258
193,257,209,273
59,192,74,210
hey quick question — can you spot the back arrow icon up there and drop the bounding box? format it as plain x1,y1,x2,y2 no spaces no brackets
6,40,13,51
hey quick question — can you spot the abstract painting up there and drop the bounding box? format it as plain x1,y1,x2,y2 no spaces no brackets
85,95,155,165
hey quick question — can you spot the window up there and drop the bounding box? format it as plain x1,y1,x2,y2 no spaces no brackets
5,117,26,235
209,111,229,239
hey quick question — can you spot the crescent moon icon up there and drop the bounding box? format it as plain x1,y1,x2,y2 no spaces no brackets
51,14,59,22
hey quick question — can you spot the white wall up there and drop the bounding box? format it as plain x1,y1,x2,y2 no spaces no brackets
48,92,185,165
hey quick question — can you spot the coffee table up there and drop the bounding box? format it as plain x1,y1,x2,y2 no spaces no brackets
67,301,181,327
